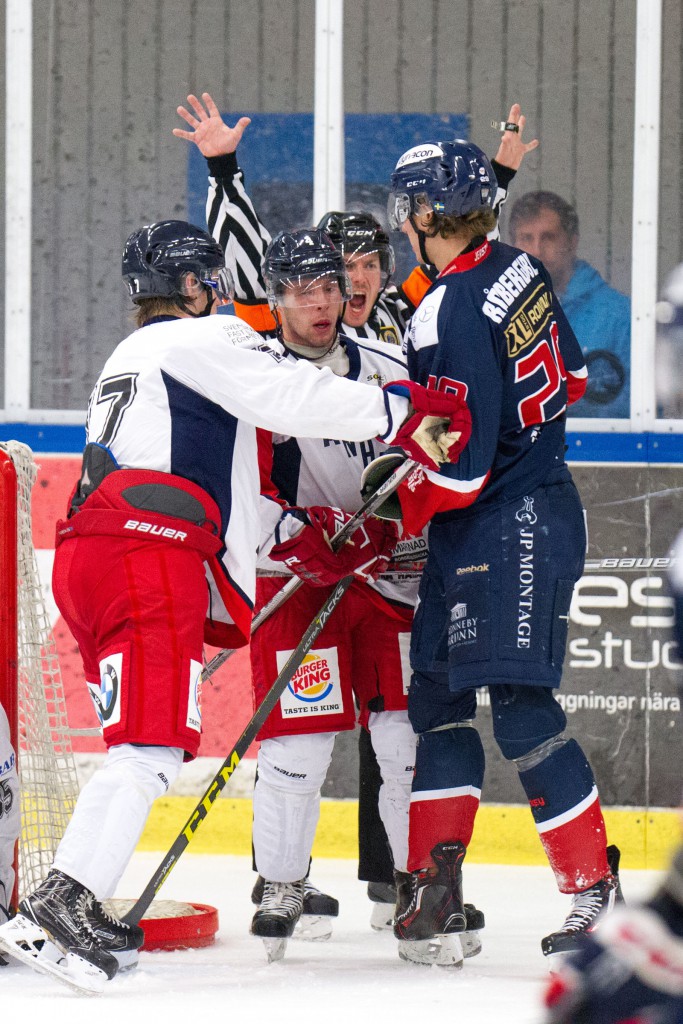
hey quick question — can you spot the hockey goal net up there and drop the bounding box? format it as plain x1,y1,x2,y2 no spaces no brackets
0,441,80,903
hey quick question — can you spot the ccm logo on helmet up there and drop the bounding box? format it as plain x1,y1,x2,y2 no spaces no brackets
124,519,188,541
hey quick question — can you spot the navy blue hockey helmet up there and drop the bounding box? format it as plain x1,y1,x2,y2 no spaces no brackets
316,211,395,283
263,228,353,308
122,220,234,304
387,140,497,230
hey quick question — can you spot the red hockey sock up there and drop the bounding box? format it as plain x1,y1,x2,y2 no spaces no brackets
407,789,479,871
536,788,610,893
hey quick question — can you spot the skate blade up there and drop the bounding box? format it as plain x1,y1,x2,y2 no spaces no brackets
0,914,108,994
112,949,140,971
261,936,288,963
398,933,464,969
544,948,576,973
461,929,482,958
369,903,394,932
293,914,333,942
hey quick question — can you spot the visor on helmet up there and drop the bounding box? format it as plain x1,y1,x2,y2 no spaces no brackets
177,266,235,303
266,270,353,309
386,191,435,231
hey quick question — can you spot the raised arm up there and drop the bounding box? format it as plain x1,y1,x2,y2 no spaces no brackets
173,92,273,315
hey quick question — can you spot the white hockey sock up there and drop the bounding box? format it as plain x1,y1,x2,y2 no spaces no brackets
52,743,183,898
369,710,416,874
253,733,335,883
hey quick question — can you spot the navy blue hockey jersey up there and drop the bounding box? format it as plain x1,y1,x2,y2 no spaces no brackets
404,238,587,520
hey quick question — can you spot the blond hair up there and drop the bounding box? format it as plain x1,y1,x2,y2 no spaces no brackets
132,297,183,329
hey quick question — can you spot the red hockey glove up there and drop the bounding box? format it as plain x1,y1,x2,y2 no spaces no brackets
380,380,471,471
270,505,400,586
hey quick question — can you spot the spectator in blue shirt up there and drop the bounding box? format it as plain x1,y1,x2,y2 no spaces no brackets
509,191,631,419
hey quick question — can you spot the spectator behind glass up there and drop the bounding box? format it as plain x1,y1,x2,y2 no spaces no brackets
509,191,631,419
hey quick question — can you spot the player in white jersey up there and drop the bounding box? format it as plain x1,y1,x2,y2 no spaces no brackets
0,702,19,966
0,220,468,992
245,228,436,961
243,226,474,963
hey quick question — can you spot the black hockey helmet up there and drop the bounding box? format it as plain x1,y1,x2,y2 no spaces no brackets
263,228,352,308
316,211,395,284
121,220,234,305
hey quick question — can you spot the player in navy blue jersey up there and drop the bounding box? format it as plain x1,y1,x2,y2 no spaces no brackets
173,91,539,938
364,138,623,968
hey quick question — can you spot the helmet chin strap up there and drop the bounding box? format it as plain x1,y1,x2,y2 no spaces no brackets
177,285,214,318
193,286,215,318
410,213,438,267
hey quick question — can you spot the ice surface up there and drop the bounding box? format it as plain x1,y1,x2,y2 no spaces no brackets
0,852,660,1023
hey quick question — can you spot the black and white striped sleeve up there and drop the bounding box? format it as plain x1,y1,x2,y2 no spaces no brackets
205,152,271,304
488,160,516,242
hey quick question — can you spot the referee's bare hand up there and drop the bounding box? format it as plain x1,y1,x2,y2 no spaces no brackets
173,91,251,159
494,103,539,171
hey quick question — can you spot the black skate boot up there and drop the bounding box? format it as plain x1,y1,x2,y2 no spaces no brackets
394,865,485,959
0,869,119,993
88,898,145,970
250,878,305,962
394,841,468,968
252,874,338,941
368,881,397,931
542,845,624,961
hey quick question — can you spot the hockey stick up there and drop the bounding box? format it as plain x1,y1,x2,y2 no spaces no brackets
200,456,419,681
122,456,417,926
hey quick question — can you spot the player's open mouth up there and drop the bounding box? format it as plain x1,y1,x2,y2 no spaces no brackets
313,319,332,330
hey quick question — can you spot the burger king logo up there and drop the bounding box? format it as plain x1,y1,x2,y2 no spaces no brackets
287,652,334,703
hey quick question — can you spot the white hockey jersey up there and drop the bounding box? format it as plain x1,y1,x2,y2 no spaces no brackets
257,333,428,607
84,313,411,629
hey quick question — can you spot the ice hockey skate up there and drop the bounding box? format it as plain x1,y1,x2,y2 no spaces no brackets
394,841,469,968
541,844,624,962
250,878,305,962
251,874,339,942
372,878,485,955
92,899,145,970
0,870,119,994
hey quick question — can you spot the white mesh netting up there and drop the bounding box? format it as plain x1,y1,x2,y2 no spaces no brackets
1,441,80,899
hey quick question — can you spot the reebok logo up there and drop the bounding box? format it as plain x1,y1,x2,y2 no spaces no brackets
123,519,188,541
